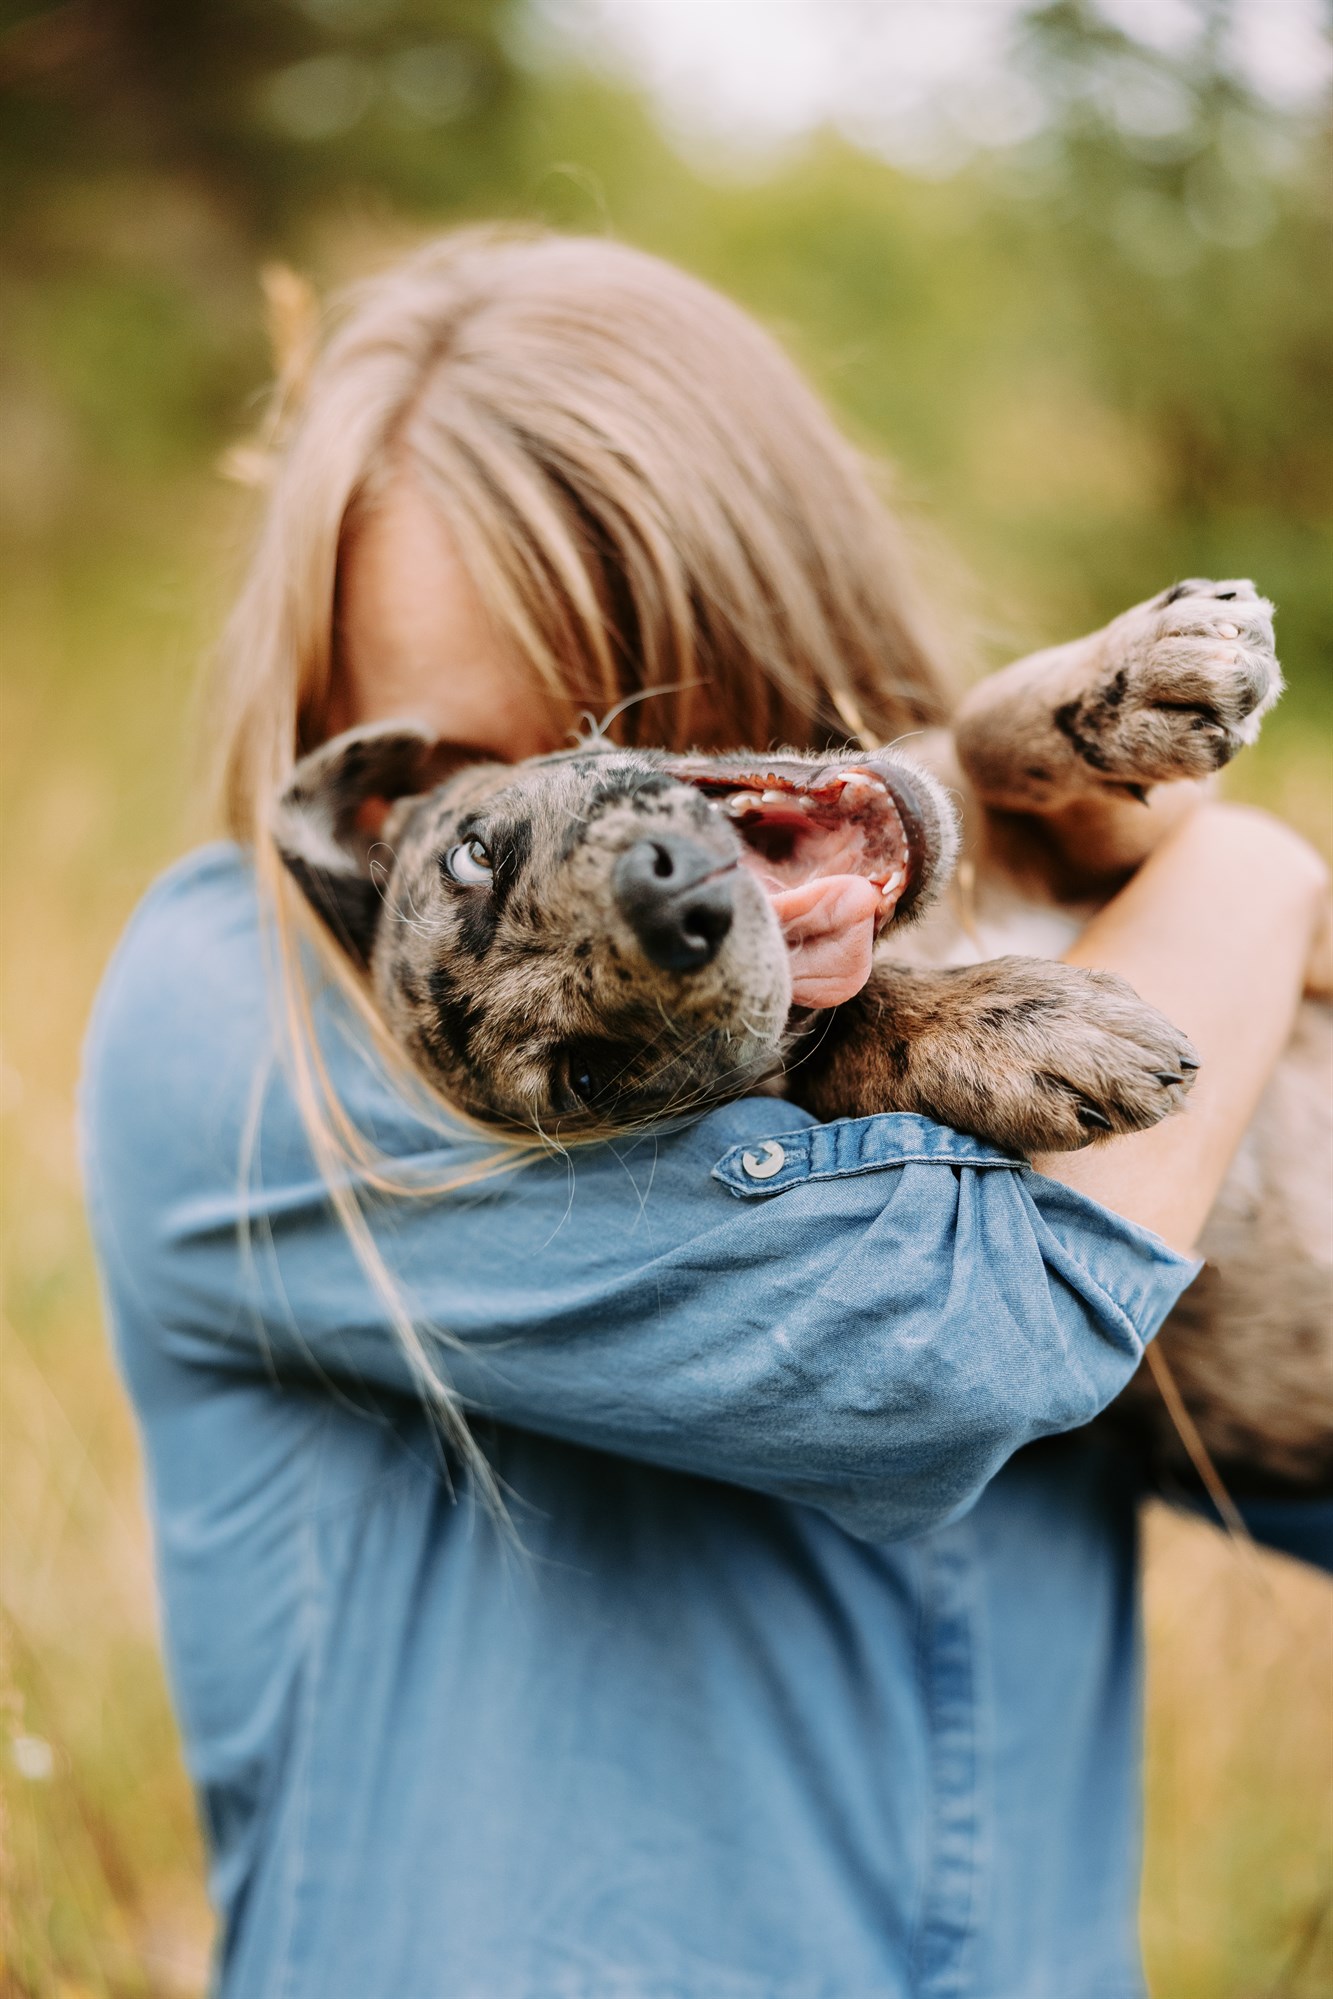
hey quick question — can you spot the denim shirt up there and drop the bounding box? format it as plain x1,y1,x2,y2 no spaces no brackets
81,844,1307,1999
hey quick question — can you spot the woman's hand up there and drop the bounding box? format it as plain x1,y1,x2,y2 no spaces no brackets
1032,803,1328,1253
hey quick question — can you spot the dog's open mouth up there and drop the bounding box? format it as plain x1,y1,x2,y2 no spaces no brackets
672,760,923,1010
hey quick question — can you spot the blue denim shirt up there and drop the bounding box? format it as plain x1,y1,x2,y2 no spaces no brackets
81,846,1316,1999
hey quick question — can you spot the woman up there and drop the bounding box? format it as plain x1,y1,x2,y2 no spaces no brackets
82,232,1327,1998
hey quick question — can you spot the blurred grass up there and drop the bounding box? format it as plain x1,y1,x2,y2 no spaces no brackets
1141,1510,1333,1999
3,1,1332,1991
2,495,226,1999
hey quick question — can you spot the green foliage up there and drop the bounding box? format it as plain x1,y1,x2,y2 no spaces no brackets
3,0,1328,708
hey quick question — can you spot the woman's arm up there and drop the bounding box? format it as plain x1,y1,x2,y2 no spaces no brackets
1033,803,1328,1252
81,847,1196,1546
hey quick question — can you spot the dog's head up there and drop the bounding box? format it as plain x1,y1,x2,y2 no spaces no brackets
274,725,957,1133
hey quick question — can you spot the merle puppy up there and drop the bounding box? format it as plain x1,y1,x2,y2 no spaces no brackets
275,732,1193,1150
275,579,1331,1494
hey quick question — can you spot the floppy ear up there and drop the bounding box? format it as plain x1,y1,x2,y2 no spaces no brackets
272,722,451,966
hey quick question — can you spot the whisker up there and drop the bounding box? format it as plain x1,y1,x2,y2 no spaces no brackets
586,678,704,743
366,843,437,939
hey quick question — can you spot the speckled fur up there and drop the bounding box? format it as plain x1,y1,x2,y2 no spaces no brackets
955,578,1283,812
277,736,1196,1150
281,744,794,1132
277,577,1330,1495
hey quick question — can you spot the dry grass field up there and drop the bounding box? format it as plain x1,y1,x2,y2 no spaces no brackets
2,481,1331,1998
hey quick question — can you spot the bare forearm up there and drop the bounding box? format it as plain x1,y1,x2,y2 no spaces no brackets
1032,805,1326,1251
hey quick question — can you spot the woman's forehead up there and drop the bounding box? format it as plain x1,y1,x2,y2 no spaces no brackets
331,475,562,761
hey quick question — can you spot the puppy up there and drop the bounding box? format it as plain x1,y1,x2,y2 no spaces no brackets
275,580,1331,1495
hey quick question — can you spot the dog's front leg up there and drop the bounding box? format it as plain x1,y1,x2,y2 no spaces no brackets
954,580,1281,888
785,957,1197,1157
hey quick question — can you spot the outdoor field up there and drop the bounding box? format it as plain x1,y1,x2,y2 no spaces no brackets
2,3,1330,1993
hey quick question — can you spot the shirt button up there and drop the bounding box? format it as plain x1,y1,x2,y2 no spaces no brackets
740,1140,786,1181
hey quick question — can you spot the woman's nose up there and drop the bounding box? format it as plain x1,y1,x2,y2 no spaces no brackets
613,837,735,972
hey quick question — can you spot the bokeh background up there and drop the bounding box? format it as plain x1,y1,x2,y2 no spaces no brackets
2,1,1331,1993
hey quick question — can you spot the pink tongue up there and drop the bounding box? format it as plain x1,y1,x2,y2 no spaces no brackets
771,875,880,1009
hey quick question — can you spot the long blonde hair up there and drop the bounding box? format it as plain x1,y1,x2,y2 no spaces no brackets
211,227,956,1484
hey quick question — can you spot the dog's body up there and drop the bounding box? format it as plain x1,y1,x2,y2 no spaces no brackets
912,581,1332,1493
277,579,1332,1496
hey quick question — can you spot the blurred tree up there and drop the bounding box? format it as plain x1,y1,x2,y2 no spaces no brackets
0,0,1327,688
994,0,1333,687
0,0,533,236
0,0,542,499
1011,0,1332,519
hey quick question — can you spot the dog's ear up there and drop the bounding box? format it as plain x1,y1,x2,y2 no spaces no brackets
272,722,458,966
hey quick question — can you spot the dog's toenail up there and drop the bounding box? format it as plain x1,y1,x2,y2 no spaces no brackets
1077,1104,1114,1130
1154,1071,1184,1086
1216,623,1239,639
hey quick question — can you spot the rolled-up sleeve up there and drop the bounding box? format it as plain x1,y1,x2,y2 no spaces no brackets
81,847,1200,1543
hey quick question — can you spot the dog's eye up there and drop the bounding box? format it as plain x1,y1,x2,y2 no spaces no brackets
566,1054,598,1103
558,1046,608,1112
570,1064,595,1102
444,838,493,886
556,1042,643,1118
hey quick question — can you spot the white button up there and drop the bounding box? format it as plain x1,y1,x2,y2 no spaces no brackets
740,1140,786,1181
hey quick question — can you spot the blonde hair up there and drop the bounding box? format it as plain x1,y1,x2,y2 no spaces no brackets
210,228,956,1485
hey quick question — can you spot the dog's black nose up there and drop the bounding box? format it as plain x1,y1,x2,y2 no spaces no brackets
613,837,735,972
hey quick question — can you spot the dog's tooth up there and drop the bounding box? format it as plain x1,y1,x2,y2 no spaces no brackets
760,789,788,806
835,771,882,801
724,792,760,817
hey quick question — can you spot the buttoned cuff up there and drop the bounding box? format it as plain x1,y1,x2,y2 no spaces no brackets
711,1112,1024,1197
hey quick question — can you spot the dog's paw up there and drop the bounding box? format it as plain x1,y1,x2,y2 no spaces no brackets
912,958,1199,1155
1058,579,1282,790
